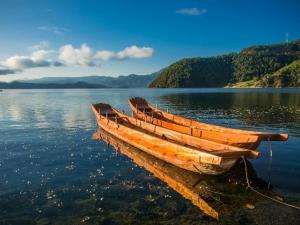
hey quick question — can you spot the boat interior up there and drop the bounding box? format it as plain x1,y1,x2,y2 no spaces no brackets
129,97,289,142
92,103,259,159
129,97,178,123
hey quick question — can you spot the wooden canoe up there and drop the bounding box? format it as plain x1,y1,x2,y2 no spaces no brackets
128,97,289,149
92,103,258,175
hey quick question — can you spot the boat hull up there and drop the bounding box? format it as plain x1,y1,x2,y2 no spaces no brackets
112,109,259,159
92,103,238,175
128,97,288,149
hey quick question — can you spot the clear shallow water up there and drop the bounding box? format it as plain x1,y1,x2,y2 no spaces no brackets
0,88,300,224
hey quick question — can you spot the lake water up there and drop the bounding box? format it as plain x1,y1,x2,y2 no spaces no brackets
0,88,300,224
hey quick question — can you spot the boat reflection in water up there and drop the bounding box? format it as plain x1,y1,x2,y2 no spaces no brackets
92,129,272,220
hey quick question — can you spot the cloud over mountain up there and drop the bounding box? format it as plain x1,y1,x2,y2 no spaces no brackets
59,44,95,66
0,42,154,75
0,49,52,73
94,45,154,61
0,48,57,75
94,50,115,61
116,45,154,59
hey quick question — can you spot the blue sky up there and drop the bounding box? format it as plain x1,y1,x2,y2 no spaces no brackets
0,0,300,81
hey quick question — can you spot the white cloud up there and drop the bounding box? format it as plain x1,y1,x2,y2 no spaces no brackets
94,50,115,61
58,43,95,66
1,52,51,70
0,49,56,74
1,43,154,75
37,26,69,35
115,45,154,59
176,8,207,16
30,50,50,61
93,46,154,61
28,41,50,51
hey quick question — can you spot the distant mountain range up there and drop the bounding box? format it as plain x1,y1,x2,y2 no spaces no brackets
0,73,158,89
0,81,108,89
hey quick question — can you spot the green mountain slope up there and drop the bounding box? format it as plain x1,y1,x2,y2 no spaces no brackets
149,54,235,87
150,39,300,88
261,60,300,87
233,39,300,81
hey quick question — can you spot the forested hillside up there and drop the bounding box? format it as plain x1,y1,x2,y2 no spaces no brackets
233,39,300,81
149,55,235,87
261,60,300,87
149,39,300,88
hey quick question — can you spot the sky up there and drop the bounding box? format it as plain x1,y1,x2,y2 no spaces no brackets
0,0,300,82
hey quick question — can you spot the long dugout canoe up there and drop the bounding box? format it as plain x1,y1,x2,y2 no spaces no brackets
92,103,258,175
128,97,288,149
